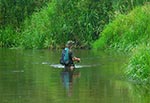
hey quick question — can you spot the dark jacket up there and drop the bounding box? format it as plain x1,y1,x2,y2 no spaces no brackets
66,49,74,66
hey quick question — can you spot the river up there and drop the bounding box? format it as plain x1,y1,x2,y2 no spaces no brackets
0,48,150,103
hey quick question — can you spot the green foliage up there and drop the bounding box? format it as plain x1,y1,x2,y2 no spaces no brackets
1,0,146,28
0,0,148,48
21,0,114,49
48,0,114,48
93,4,150,51
21,2,55,49
93,4,150,84
0,0,50,28
0,0,51,48
112,0,148,14
126,45,150,83
0,26,20,47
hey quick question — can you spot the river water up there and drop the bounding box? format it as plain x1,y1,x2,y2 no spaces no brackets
0,48,150,103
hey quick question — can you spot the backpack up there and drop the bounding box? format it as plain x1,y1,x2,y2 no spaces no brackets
60,48,69,65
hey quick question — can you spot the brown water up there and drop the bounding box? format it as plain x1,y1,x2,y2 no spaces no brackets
0,48,150,103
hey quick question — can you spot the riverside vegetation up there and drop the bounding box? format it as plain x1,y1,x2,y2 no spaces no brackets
0,0,149,83
93,4,150,84
0,0,147,48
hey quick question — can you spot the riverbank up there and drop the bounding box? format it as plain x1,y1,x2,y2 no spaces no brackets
93,4,150,84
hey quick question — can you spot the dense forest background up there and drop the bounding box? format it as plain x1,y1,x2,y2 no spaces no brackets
0,0,148,49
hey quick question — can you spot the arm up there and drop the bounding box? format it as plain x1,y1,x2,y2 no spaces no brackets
69,49,80,62
72,57,80,62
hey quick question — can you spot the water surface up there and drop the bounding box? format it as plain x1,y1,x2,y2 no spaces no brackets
0,48,150,103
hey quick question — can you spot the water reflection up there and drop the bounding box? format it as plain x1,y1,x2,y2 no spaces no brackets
131,84,150,102
61,69,80,97
2,49,150,103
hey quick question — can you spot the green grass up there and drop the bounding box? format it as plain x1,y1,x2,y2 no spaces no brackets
126,45,150,83
0,26,20,48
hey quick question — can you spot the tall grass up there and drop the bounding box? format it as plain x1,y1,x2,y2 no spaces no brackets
21,0,114,49
0,26,20,47
93,4,150,51
93,4,150,84
0,0,148,48
112,0,148,14
126,44,150,83
20,2,56,49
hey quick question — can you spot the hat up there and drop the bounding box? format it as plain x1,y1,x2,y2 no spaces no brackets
66,40,75,47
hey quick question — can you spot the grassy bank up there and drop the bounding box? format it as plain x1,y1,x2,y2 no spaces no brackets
93,4,150,84
126,45,150,83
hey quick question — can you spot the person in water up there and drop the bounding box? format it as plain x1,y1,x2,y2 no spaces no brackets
61,40,81,71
